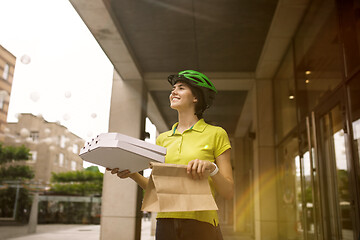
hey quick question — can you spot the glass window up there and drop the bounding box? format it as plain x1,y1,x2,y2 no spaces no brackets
0,97,4,110
30,131,39,142
353,119,360,165
318,104,356,239
299,126,319,240
294,0,343,120
71,161,76,171
2,64,9,80
302,152,316,238
59,153,64,167
29,151,37,162
276,134,304,239
60,135,66,148
274,45,297,142
73,144,78,154
348,75,360,186
336,0,360,78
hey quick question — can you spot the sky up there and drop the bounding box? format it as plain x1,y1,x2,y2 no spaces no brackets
0,0,114,141
0,0,157,174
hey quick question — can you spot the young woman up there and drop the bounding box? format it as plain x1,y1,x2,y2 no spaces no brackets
108,70,234,240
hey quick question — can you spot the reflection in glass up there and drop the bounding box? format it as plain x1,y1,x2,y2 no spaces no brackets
303,151,316,239
299,123,320,240
274,46,297,141
277,135,304,239
352,119,360,167
319,105,355,239
294,0,343,120
337,0,360,77
348,76,360,174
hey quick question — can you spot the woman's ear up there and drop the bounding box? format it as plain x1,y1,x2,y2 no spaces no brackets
193,96,198,103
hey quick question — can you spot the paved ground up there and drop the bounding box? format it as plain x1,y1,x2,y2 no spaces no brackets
3,225,100,240
0,219,252,240
0,219,154,240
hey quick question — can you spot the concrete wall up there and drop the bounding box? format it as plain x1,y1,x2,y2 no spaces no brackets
253,79,278,239
4,113,84,183
100,70,146,240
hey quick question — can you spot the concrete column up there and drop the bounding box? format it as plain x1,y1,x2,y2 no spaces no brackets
233,136,254,234
252,79,278,240
100,70,146,240
28,192,39,234
234,137,245,232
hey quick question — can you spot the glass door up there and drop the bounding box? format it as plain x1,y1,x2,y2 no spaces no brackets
277,133,305,240
299,121,322,240
311,89,358,240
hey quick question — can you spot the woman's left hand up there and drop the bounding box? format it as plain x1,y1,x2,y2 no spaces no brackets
187,159,216,180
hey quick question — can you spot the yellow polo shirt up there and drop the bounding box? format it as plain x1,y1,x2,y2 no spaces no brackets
155,118,231,226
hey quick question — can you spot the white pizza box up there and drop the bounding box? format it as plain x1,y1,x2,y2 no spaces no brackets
79,133,166,173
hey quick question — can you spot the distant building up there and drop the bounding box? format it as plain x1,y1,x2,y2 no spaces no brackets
4,113,85,183
0,45,15,141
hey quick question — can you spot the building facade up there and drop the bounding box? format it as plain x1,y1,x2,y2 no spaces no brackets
0,45,15,142
273,1,360,239
4,113,85,183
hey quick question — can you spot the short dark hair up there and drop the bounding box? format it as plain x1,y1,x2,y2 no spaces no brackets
173,80,207,119
187,83,206,119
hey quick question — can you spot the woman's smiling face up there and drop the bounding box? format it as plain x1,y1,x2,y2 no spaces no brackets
169,81,198,111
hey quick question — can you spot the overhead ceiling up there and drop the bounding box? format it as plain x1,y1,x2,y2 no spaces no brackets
105,0,277,134
109,0,278,72
70,0,309,136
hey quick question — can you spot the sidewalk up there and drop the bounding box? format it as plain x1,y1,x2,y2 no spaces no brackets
0,219,155,240
3,225,100,240
0,220,252,240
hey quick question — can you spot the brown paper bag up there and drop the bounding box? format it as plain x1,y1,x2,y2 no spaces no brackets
141,162,218,212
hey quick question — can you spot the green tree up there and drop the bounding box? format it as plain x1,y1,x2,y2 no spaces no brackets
0,143,31,164
0,143,33,222
39,167,103,224
0,165,34,179
337,170,350,201
50,166,103,196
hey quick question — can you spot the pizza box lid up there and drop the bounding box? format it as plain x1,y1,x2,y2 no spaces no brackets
79,133,166,173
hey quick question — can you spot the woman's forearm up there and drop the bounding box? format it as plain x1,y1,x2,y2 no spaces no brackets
211,172,234,200
212,150,234,200
129,172,149,190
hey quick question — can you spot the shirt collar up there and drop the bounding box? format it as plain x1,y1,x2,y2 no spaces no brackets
168,118,207,136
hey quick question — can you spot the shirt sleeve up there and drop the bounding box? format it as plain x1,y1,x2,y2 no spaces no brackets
156,134,162,147
156,132,167,147
214,127,231,158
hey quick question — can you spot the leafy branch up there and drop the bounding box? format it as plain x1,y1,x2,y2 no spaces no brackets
0,143,31,164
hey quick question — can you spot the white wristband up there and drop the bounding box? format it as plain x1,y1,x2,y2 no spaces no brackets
210,163,219,177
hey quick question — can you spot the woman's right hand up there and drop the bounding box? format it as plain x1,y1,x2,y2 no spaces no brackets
106,168,133,179
106,168,149,190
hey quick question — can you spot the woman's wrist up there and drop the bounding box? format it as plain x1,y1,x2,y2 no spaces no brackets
210,162,219,176
129,172,140,179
